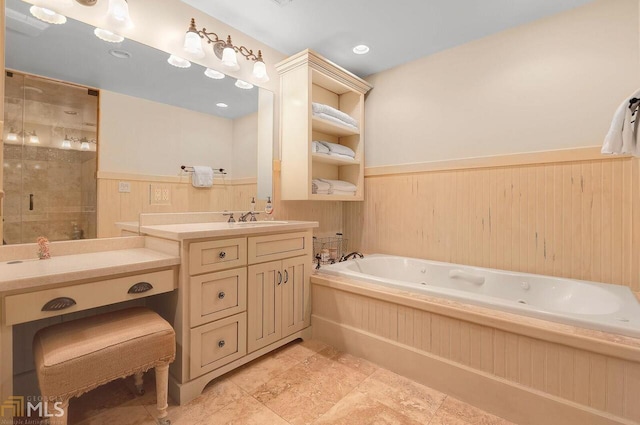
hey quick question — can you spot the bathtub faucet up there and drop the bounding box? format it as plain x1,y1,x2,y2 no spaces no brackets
340,252,364,262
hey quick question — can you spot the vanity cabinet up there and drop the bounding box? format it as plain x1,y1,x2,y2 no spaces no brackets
276,49,373,201
247,255,310,353
169,226,314,404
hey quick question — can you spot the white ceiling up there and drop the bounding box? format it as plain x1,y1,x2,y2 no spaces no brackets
182,0,594,77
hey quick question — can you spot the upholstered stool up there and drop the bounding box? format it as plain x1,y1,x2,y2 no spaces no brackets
33,307,175,425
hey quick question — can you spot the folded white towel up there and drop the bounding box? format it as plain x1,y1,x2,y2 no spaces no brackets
328,152,356,161
192,166,214,188
313,112,359,130
602,89,640,157
312,102,358,127
312,179,331,191
312,141,330,154
318,141,355,158
319,178,357,192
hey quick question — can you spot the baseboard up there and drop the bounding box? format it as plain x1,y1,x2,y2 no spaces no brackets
311,315,634,425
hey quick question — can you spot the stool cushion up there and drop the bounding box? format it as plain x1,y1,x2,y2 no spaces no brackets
34,307,175,400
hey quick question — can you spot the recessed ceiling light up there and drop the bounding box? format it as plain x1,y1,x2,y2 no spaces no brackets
204,68,225,80
234,79,254,90
352,44,370,55
167,54,191,68
216,103,228,108
94,28,124,43
109,49,131,59
29,6,67,25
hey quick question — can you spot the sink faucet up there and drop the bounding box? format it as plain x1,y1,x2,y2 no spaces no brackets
239,211,260,222
223,212,235,223
339,252,364,262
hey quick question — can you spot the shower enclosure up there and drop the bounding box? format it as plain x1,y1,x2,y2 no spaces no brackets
2,71,98,245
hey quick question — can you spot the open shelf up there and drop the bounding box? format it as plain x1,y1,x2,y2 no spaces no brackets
312,116,359,137
311,153,360,166
309,193,358,201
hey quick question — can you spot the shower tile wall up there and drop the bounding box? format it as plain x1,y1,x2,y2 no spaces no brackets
3,145,97,244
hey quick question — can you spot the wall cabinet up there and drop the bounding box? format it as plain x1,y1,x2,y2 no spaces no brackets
276,49,373,201
247,255,310,353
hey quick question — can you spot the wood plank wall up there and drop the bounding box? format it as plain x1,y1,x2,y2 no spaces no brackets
97,179,264,237
98,171,344,238
344,157,640,291
313,284,640,422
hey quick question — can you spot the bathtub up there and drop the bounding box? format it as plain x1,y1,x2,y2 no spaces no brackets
320,254,640,338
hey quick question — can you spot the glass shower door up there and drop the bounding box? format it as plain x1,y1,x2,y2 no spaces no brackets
2,71,98,245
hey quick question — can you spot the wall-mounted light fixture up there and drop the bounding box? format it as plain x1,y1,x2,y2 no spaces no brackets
62,134,97,150
182,18,270,83
29,0,133,43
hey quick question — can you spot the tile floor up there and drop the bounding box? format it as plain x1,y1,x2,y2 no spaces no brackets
66,339,516,425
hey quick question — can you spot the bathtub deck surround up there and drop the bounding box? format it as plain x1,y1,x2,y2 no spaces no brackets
0,236,181,420
135,217,318,404
311,270,640,425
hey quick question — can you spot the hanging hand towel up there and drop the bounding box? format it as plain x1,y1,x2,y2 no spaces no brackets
602,89,640,157
192,166,214,188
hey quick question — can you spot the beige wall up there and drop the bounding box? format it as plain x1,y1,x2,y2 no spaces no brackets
364,0,640,167
99,91,234,177
345,0,640,292
232,112,258,180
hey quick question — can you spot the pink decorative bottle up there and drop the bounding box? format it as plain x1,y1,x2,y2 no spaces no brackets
37,236,51,260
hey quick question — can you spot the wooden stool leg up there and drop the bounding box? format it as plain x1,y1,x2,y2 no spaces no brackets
155,364,170,425
134,371,145,395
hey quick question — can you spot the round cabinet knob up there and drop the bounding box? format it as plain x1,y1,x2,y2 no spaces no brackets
218,291,226,299
219,251,226,259
218,340,226,348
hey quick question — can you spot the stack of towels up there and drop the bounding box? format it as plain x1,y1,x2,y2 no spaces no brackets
312,140,356,161
312,178,357,196
312,102,358,130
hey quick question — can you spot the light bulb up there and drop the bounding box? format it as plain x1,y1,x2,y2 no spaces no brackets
204,68,225,80
61,139,72,149
80,141,90,151
29,132,40,144
107,0,132,28
167,55,191,69
252,60,269,83
94,28,124,43
352,45,370,55
30,6,67,24
235,79,254,90
221,46,239,71
6,129,18,142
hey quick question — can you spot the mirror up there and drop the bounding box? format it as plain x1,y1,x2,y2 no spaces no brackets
3,0,274,243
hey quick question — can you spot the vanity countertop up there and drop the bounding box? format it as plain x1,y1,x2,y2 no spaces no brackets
139,220,319,241
0,247,180,293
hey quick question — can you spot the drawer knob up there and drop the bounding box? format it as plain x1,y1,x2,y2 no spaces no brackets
219,251,226,259
128,282,154,294
218,291,226,299
42,297,76,312
218,340,226,348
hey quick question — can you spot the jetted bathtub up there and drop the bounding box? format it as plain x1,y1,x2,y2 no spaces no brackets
320,254,640,338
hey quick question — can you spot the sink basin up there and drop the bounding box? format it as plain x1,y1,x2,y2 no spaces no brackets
233,220,290,226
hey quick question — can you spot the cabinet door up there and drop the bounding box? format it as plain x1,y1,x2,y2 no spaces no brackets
281,255,311,337
247,260,282,353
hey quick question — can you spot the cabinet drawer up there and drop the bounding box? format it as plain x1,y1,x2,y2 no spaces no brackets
3,269,176,326
189,238,247,275
248,231,312,264
190,268,247,327
190,313,247,378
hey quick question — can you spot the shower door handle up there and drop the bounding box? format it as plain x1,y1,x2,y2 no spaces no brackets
29,194,34,211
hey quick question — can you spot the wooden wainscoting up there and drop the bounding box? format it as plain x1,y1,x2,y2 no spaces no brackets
97,174,263,237
345,154,640,291
312,279,640,425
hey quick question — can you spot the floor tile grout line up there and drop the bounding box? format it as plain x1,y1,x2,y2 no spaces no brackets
426,394,449,425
